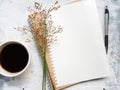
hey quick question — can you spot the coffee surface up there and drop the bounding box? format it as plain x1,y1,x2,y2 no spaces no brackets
0,43,29,73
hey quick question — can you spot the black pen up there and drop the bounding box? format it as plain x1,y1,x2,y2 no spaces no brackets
104,6,109,53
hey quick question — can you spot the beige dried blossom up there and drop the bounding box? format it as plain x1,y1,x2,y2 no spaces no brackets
28,3,62,90
28,2,62,58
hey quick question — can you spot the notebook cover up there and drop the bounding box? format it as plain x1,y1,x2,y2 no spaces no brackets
46,0,110,89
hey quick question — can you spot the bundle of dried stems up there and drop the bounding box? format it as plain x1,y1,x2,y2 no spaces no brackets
27,2,62,90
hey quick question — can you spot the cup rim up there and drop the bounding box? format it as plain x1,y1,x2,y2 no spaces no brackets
0,41,30,77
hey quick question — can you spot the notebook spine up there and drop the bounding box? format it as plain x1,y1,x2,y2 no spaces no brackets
46,46,57,89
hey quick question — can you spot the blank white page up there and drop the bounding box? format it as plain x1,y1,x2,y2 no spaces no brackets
50,0,110,87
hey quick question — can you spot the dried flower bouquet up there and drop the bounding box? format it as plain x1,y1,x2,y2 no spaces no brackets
28,2,62,90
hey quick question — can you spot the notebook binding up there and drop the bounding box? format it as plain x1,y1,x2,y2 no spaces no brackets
46,46,57,89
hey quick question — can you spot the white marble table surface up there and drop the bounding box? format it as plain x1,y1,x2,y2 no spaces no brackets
0,0,120,90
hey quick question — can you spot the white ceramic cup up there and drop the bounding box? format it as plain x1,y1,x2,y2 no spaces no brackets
0,41,30,77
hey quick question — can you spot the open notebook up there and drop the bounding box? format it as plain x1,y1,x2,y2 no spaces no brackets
46,0,110,89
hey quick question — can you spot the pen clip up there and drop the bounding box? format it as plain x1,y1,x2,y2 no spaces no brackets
105,6,109,24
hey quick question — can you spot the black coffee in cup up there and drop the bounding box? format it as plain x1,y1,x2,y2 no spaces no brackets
0,42,29,73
